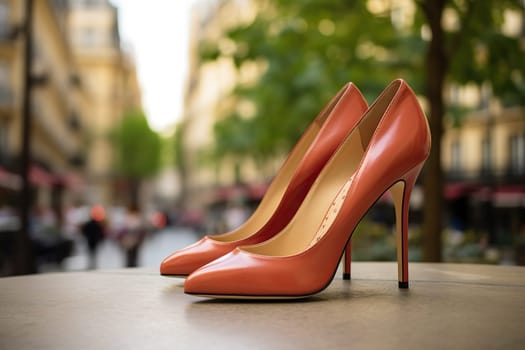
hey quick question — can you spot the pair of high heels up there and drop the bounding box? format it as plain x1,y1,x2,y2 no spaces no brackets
161,79,431,299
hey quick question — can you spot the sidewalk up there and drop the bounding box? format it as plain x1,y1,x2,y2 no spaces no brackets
51,227,200,272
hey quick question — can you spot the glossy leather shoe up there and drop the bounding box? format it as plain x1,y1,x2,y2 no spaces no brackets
184,79,431,298
160,83,368,276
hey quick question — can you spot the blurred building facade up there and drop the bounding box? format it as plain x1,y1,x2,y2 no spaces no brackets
181,0,266,209
442,86,525,250
181,0,525,249
0,0,88,218
439,7,525,254
0,0,141,215
66,0,142,205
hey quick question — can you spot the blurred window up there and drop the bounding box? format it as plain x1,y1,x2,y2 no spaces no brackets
81,26,97,46
0,1,8,38
481,137,492,173
0,119,7,157
451,139,462,174
0,61,10,103
70,0,103,7
450,85,459,106
0,61,9,85
31,39,40,61
479,84,491,110
52,0,68,10
522,2,525,37
510,134,525,175
0,63,7,158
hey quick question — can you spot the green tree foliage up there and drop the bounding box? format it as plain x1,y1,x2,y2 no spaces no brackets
173,121,189,203
201,0,425,162
202,0,525,260
113,110,161,179
112,110,161,207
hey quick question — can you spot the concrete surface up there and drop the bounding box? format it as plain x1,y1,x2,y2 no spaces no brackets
1,263,524,349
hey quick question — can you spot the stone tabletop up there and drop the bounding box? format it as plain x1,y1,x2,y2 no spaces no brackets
1,262,524,350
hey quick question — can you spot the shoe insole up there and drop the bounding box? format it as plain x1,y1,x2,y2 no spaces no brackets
307,177,354,249
213,87,347,242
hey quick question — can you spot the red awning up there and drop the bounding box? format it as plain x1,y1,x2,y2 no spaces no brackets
55,172,84,189
213,185,245,202
493,186,525,207
29,165,55,187
0,166,80,189
0,166,21,190
444,183,476,200
469,185,525,207
471,186,493,202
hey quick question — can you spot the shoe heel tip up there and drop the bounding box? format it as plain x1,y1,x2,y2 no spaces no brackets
343,273,351,280
398,281,409,289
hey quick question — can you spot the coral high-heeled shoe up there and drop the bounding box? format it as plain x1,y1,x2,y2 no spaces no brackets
184,79,431,298
160,83,368,276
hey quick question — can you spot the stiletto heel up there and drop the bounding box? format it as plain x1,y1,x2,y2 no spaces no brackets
343,241,351,280
184,79,431,298
390,165,422,289
160,83,368,276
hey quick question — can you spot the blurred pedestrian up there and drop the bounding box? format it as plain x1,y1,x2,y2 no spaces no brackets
117,204,147,267
80,206,105,269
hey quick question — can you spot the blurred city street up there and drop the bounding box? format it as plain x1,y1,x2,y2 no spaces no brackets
0,0,524,276
55,228,200,272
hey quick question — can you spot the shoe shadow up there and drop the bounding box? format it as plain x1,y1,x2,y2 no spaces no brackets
190,296,324,305
160,279,185,297
185,279,411,304
184,280,352,304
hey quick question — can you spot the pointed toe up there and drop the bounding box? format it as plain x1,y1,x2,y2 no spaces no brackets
183,253,241,296
182,249,328,298
183,270,209,295
160,252,192,276
159,237,233,276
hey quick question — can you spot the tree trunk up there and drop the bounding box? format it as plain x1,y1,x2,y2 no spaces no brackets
422,0,448,262
129,178,141,211
175,122,189,206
